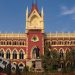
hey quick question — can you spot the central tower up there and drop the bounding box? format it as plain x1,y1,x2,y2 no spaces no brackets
26,2,44,59
26,3,44,33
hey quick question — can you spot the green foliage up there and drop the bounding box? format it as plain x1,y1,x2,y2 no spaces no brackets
23,66,29,72
65,48,75,72
42,44,59,72
42,44,75,72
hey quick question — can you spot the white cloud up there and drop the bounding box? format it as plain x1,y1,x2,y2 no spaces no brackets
61,6,75,15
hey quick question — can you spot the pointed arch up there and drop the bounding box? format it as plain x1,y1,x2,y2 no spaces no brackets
65,48,70,52
12,48,18,54
19,49,25,54
11,62,17,71
31,46,37,59
18,62,25,71
12,62,17,65
59,48,64,58
65,48,70,57
12,48,18,59
19,49,25,59
59,48,64,53
53,48,58,53
31,46,40,59
6,48,11,52
6,48,11,59
53,48,58,51
18,62,25,67
29,9,41,20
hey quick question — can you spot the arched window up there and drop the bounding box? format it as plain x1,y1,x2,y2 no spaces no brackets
3,41,5,45
71,40,74,45
59,49,64,58
1,41,3,45
6,50,10,59
52,40,57,45
7,41,12,45
7,41,9,45
21,41,24,45
19,50,24,59
64,40,69,45
10,41,12,45
20,41,22,45
0,50,4,58
13,50,17,59
13,41,16,45
58,40,63,45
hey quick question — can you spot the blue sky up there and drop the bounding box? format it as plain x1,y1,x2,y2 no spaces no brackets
0,0,75,33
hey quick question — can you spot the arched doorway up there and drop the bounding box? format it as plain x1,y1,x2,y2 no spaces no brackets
32,47,40,59
19,63,25,72
11,62,16,72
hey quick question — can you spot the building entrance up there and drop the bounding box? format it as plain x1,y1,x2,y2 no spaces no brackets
32,47,40,59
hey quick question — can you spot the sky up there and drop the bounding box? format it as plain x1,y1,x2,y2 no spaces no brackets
0,0,75,33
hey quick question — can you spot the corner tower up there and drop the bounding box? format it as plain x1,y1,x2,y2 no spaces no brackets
26,2,44,59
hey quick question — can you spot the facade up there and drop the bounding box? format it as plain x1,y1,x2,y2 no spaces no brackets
0,3,75,69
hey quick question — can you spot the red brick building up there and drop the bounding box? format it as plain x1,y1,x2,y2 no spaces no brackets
0,3,75,70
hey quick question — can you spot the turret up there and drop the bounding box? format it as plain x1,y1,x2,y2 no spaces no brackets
25,2,44,33
41,7,44,19
26,6,28,20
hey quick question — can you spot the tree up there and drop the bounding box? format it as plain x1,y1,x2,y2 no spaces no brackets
42,44,51,71
51,50,59,70
23,66,29,72
42,43,59,72
68,48,75,71
65,48,75,72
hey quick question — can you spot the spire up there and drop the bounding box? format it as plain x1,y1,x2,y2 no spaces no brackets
26,6,28,19
26,6,28,14
41,7,44,17
30,0,38,15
